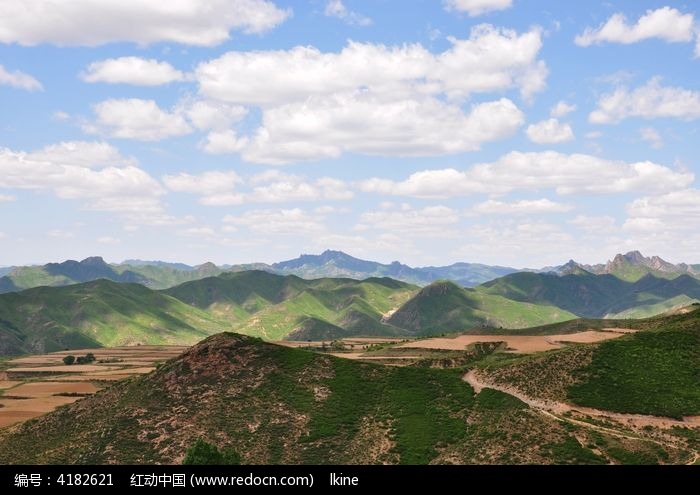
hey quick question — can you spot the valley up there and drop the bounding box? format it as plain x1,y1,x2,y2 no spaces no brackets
0,306,697,465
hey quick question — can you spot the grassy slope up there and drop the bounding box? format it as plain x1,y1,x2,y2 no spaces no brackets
165,272,417,340
478,271,700,318
480,305,700,418
387,281,576,334
567,311,700,418
0,280,228,354
0,333,660,465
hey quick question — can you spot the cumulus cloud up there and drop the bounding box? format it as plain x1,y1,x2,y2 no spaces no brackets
360,151,693,198
590,78,700,124
444,0,513,17
81,57,185,86
193,24,545,163
0,194,16,202
163,169,352,206
0,64,42,91
232,95,524,164
526,118,574,144
324,0,372,27
0,141,164,213
197,25,545,105
183,101,248,131
550,101,576,118
473,198,573,215
0,0,291,46
85,99,192,141
626,189,700,227
223,209,326,234
356,205,460,237
575,7,694,47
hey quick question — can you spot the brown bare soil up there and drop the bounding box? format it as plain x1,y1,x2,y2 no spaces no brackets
0,346,188,429
401,331,624,354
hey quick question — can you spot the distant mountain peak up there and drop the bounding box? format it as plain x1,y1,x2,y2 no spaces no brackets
622,250,647,264
81,256,108,265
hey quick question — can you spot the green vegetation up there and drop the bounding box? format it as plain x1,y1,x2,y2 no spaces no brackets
183,439,241,465
476,306,700,419
387,280,575,334
62,355,75,366
477,271,700,318
568,324,700,418
540,437,606,465
0,279,228,354
0,333,689,465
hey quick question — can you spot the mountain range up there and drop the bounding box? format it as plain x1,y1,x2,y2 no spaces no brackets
1,264,699,355
2,250,697,296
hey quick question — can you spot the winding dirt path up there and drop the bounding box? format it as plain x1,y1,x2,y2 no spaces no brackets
464,370,700,428
464,369,699,464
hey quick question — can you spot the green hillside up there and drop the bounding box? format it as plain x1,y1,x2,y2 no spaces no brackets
386,281,576,334
0,280,228,355
0,333,673,465
165,271,417,340
479,305,700,419
0,257,227,294
478,271,700,318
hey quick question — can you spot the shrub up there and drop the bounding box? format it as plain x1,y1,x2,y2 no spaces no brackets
62,355,75,366
183,439,241,465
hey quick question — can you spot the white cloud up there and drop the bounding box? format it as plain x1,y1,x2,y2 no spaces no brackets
444,0,513,17
81,57,185,86
324,0,372,27
696,34,700,58
163,171,242,196
575,7,694,47
0,194,16,202
473,198,573,215
526,118,574,144
626,189,700,226
0,0,291,46
197,25,546,105
184,101,247,131
361,151,693,198
590,78,700,124
163,169,352,205
194,25,545,163
223,209,326,234
52,111,70,121
620,189,700,262
357,205,460,237
639,127,663,149
0,64,42,91
550,101,576,118
235,95,524,164
0,141,164,213
585,131,603,139
85,99,192,141
201,130,250,154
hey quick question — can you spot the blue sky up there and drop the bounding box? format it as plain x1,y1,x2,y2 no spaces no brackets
1,0,699,267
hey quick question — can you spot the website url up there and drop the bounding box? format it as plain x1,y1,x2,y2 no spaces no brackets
190,473,314,487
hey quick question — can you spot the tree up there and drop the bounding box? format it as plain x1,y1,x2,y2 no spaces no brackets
62,355,75,366
183,439,241,465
